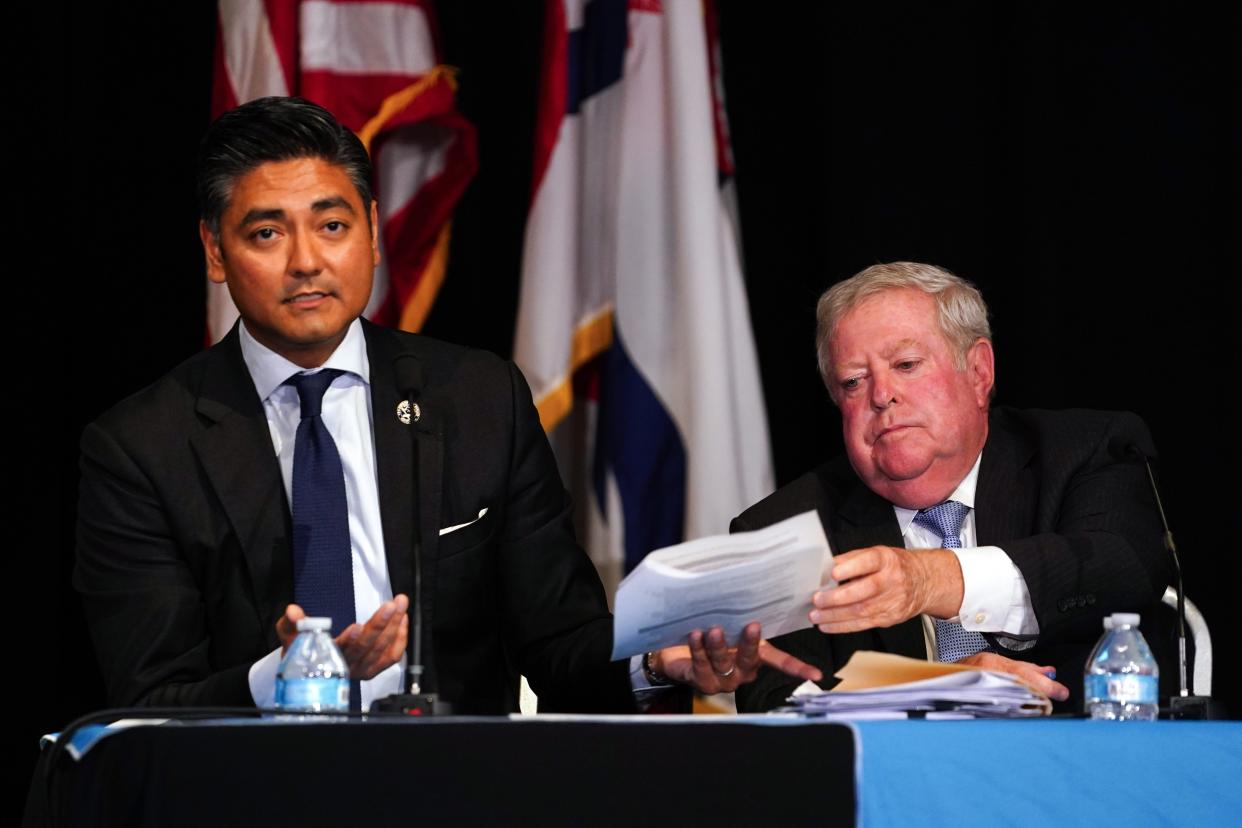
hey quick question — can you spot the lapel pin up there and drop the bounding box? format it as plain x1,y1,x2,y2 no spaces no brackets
396,399,421,425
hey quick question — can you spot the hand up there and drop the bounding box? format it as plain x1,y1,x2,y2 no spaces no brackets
336,595,409,681
808,545,963,633
651,622,823,694
275,595,410,681
275,603,308,651
957,652,1070,702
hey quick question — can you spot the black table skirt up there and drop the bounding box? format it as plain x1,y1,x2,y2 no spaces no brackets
31,717,856,827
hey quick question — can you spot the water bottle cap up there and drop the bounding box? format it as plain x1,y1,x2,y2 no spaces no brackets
296,617,333,632
1108,612,1140,628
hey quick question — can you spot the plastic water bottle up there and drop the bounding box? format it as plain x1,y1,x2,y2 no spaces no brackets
1083,612,1158,721
275,617,350,714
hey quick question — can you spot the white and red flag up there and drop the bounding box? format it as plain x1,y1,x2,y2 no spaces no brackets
209,0,476,341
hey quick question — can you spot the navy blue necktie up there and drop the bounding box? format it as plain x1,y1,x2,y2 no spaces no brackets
288,369,359,709
913,500,991,662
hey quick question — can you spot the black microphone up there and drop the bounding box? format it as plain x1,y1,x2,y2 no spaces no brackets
1106,433,1157,464
1110,435,1211,718
371,354,451,715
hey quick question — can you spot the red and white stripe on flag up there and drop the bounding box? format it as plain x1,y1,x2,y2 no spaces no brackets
208,0,477,343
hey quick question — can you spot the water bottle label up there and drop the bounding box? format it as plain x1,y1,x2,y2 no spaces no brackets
277,677,350,711
1085,673,1157,704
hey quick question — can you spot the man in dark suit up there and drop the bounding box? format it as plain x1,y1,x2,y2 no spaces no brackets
734,263,1171,713
76,96,810,714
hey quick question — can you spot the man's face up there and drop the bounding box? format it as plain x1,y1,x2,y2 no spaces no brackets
201,157,379,368
828,288,994,509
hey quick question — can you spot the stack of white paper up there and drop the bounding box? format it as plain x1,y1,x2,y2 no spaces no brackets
611,511,833,660
787,651,1052,718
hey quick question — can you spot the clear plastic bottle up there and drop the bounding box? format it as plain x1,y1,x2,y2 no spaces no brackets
275,617,350,714
1083,612,1159,721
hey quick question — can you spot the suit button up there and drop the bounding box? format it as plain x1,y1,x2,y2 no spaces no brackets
1086,594,1096,605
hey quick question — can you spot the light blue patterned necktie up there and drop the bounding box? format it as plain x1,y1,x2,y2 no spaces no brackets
913,500,991,662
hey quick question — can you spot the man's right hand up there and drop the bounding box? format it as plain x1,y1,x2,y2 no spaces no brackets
957,651,1069,701
275,595,409,681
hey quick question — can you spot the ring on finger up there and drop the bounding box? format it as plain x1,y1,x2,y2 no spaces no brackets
713,665,736,679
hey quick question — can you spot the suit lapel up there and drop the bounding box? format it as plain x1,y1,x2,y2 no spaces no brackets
975,410,1037,546
833,474,925,659
189,329,291,647
834,474,904,550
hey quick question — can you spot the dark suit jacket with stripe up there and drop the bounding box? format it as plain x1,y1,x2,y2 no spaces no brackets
733,407,1172,713
75,320,633,714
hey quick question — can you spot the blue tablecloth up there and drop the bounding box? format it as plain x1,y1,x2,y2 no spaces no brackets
852,720,1242,826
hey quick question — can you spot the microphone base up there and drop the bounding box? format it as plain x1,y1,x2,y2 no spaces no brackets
370,692,453,717
1161,694,1217,720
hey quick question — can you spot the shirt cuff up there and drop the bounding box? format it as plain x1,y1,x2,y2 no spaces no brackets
248,648,283,707
951,546,1040,636
630,655,680,695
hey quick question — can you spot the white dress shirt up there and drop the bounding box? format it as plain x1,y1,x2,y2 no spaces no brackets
892,451,1040,657
240,319,404,710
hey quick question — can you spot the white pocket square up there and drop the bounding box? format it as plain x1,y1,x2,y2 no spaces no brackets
439,507,489,536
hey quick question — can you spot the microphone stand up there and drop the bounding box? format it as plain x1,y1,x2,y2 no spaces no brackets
371,356,451,716
1132,450,1214,719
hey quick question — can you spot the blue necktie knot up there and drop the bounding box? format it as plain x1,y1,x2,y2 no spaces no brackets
288,369,345,419
913,500,970,548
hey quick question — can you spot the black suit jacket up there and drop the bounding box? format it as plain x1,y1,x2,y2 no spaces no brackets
75,320,634,714
733,407,1172,713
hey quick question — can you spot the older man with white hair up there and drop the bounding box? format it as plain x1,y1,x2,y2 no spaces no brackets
734,262,1171,713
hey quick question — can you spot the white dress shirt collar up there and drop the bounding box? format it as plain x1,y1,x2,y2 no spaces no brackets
238,318,371,399
892,450,984,535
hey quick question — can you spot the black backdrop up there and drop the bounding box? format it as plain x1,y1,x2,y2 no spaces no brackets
23,1,1239,816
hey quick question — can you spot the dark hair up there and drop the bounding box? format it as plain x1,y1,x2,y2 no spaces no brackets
197,96,374,235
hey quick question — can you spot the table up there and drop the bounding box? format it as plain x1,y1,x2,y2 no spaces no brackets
29,716,1241,827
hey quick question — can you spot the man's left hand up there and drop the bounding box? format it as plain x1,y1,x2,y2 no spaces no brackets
958,652,1070,702
808,545,964,633
337,594,410,681
650,622,823,694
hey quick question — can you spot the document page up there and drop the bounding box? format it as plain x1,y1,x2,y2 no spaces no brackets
611,511,833,659
787,651,1052,717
